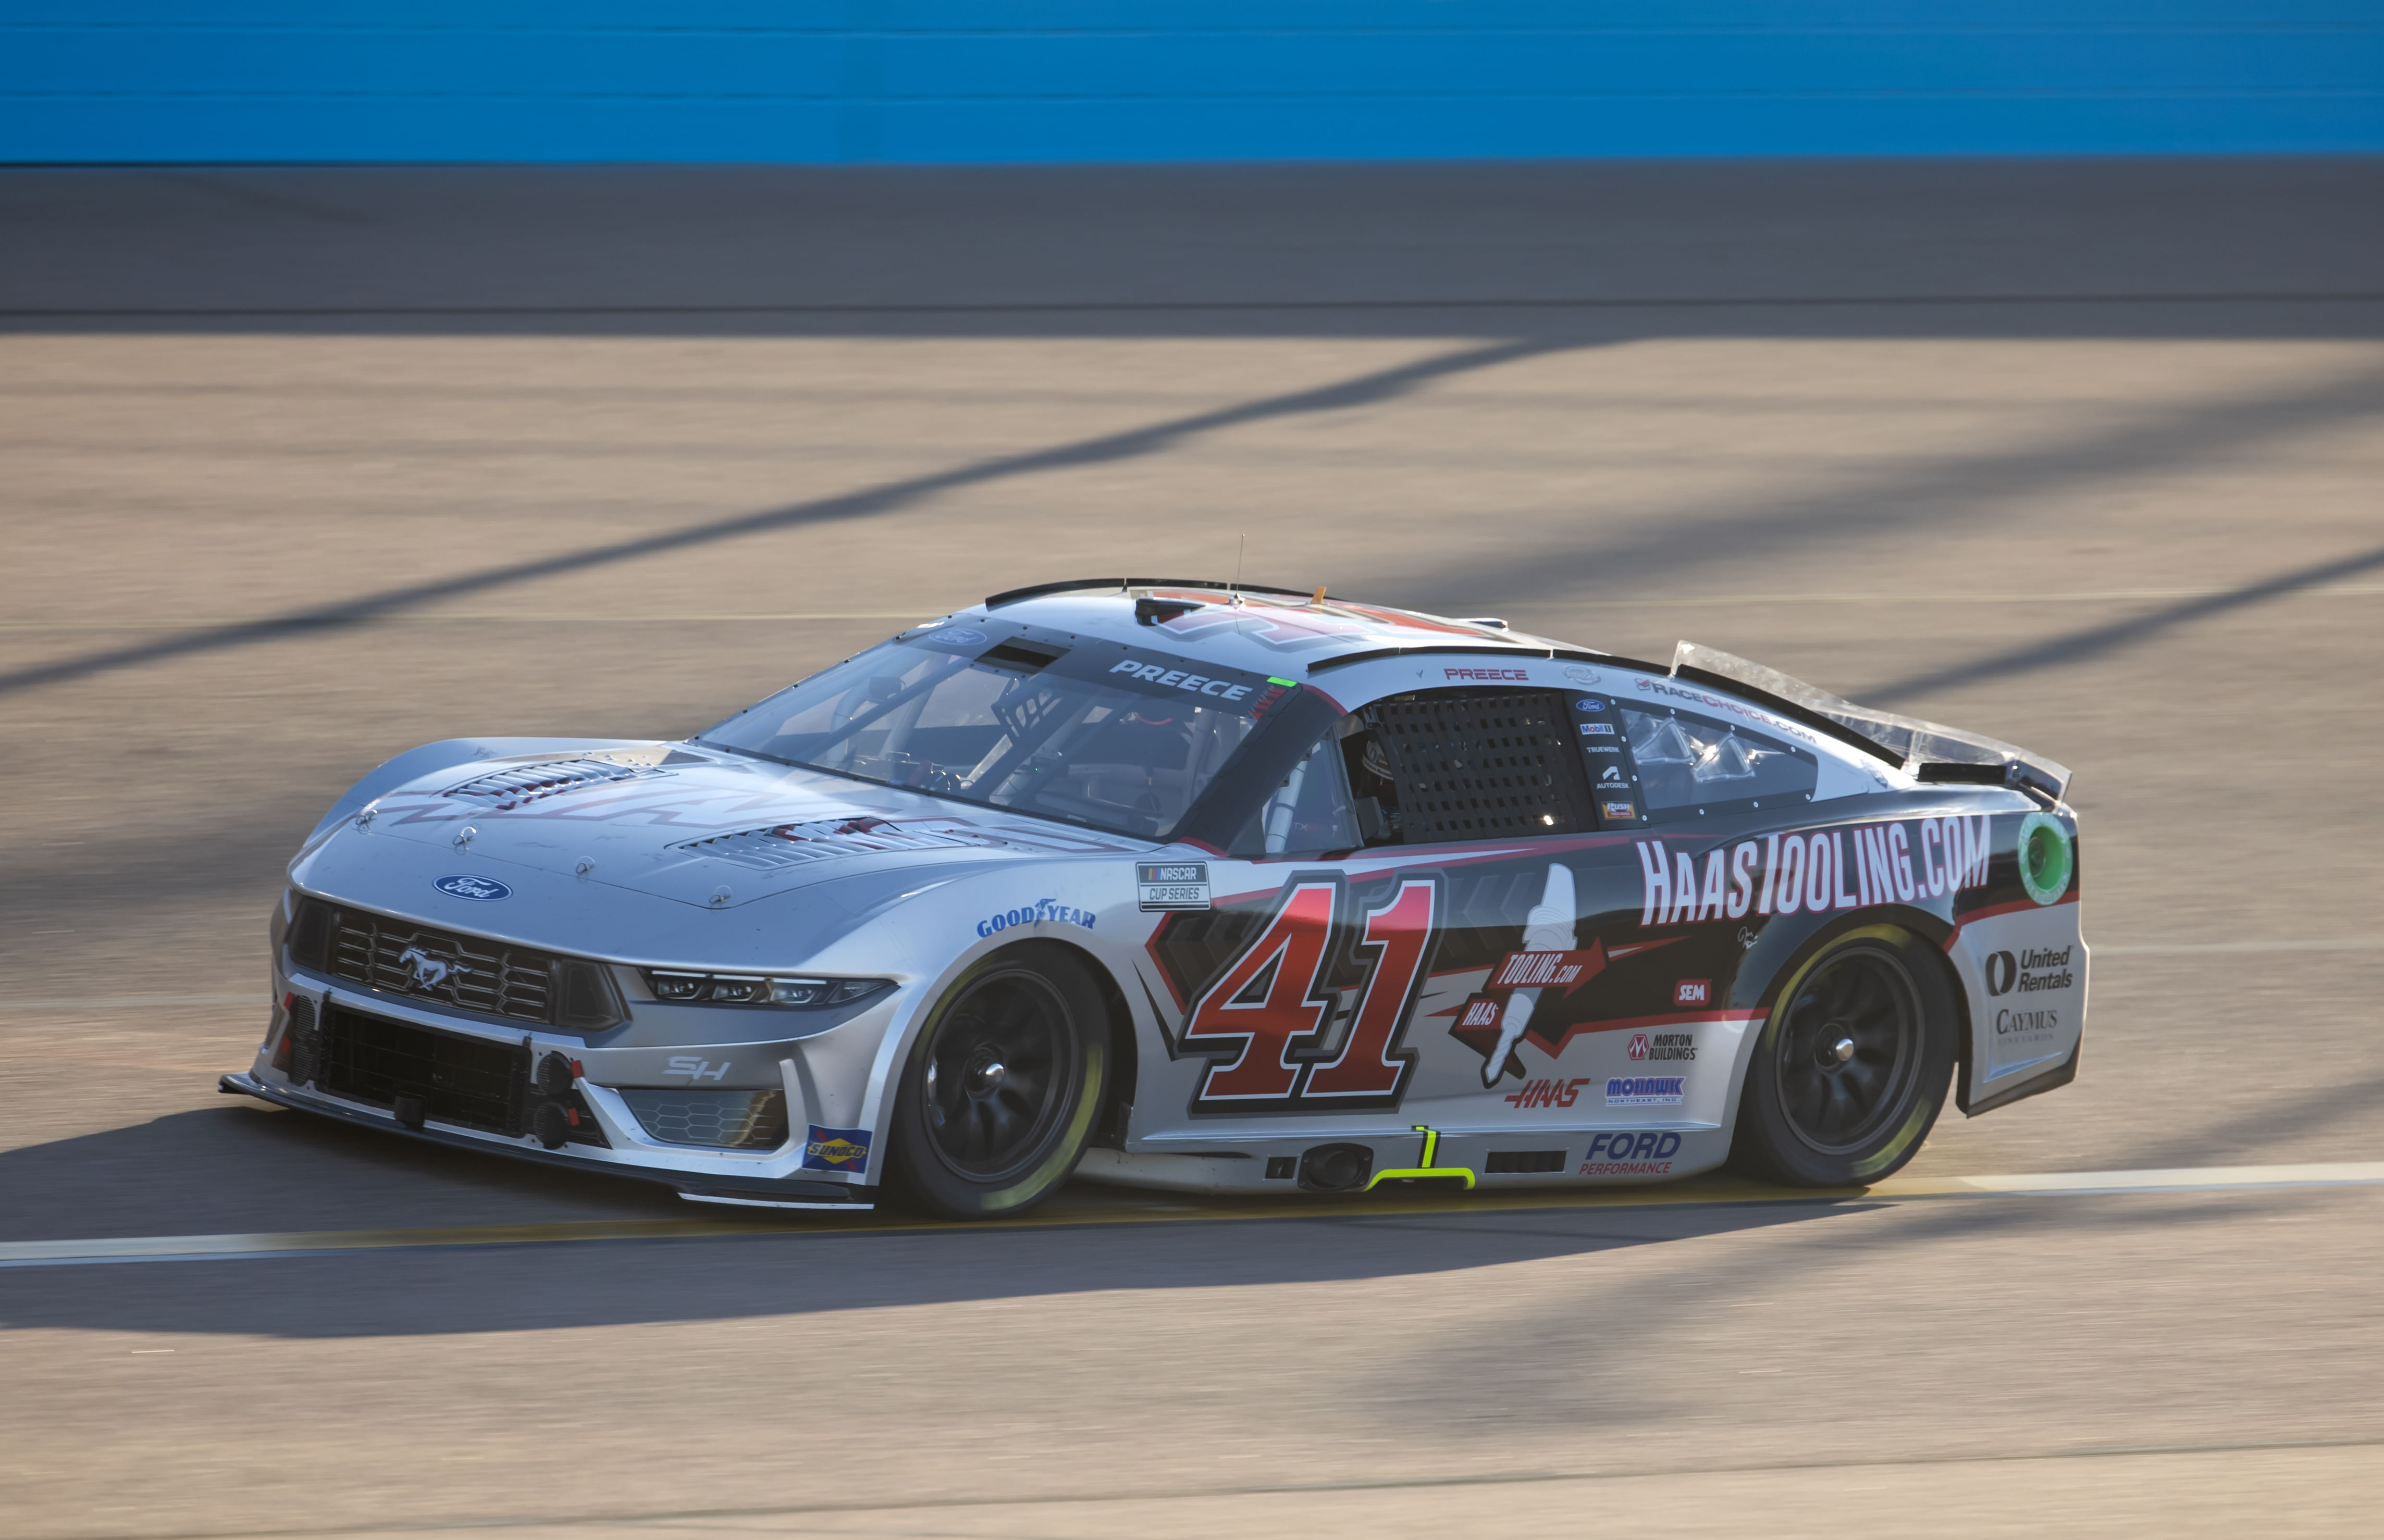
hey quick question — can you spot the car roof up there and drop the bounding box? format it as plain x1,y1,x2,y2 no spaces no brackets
969,578,1621,680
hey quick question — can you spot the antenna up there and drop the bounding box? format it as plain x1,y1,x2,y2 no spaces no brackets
1231,535,1245,606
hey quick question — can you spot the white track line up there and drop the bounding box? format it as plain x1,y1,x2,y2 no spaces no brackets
4,1161,2382,1269
0,993,262,1011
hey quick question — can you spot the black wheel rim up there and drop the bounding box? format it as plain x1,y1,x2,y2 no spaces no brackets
1772,945,1921,1155
920,970,1077,1184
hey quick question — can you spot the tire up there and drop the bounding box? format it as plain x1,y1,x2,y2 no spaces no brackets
885,944,1110,1220
1729,924,1956,1187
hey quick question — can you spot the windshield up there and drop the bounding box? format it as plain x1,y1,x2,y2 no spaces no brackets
697,622,1290,839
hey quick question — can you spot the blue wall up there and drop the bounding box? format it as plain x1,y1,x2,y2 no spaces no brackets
5,3,2380,163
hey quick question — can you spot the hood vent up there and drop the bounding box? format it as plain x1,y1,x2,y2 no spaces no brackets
672,815,982,872
440,757,667,810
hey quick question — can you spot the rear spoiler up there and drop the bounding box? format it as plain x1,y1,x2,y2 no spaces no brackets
1672,643,2071,803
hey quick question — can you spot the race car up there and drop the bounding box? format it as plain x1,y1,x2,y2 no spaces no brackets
222,579,2085,1218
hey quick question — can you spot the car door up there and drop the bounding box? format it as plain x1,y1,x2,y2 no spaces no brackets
1141,682,1648,1138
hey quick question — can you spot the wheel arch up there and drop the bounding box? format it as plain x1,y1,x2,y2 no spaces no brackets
1719,903,1967,1154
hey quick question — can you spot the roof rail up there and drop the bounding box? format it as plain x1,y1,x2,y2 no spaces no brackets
1307,645,1670,676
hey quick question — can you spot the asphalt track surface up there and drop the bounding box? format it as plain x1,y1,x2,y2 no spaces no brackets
4,159,2383,1537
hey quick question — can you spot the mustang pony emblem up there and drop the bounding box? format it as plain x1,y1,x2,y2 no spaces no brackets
398,946,459,989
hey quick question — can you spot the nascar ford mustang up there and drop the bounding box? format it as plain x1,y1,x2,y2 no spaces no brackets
223,581,2084,1218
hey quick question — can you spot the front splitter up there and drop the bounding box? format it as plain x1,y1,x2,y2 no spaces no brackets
217,1072,873,1210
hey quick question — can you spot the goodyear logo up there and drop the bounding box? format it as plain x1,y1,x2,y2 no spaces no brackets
802,1124,873,1174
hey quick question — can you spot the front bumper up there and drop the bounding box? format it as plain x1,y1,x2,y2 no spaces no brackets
236,975,888,1210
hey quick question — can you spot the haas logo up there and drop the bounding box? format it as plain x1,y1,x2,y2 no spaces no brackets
398,947,456,989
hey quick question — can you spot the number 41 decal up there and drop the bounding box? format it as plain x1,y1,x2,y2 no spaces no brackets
1178,874,1441,1113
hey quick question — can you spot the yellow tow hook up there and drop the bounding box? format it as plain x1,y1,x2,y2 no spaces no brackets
1364,1124,1478,1193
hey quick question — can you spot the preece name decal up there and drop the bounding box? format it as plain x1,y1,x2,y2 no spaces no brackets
977,898,1097,937
1105,659,1253,701
1444,666,1529,681
1986,946,2074,996
1581,1129,1684,1176
1635,815,1993,925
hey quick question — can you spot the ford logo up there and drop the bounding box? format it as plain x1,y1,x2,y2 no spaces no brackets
1575,699,1606,712
940,628,988,646
434,874,511,901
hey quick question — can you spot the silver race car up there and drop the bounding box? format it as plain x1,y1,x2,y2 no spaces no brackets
223,580,2084,1217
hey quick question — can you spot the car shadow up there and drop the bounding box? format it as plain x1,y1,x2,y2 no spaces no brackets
0,1100,1866,1341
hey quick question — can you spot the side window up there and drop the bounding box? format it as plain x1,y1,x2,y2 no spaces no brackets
1226,728,1362,858
1337,689,1598,847
1620,704,1817,823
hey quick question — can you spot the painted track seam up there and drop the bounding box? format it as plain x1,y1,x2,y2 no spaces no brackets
6,1160,2382,1269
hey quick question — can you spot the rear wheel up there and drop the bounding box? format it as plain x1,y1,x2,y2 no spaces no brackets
886,946,1109,1220
1730,925,1955,1187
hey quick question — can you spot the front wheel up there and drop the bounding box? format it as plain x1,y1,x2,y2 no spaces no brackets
1730,925,1955,1187
885,945,1109,1220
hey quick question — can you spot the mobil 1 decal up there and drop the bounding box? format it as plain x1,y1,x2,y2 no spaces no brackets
1154,871,1443,1114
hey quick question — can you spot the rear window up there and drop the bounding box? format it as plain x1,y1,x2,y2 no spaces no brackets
1621,704,1817,822
697,622,1289,840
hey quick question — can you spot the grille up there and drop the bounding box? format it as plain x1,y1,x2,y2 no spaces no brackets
617,1088,789,1150
439,757,664,810
288,897,622,1032
317,1006,528,1136
1485,1149,1568,1174
1367,690,1597,843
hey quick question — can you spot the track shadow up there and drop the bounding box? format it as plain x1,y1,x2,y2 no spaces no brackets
1860,541,2384,705
0,337,1551,701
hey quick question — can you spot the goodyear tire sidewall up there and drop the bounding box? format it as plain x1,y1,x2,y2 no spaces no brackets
1731,923,1956,1187
887,943,1109,1220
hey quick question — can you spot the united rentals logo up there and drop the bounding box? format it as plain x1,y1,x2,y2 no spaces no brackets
1986,946,2075,996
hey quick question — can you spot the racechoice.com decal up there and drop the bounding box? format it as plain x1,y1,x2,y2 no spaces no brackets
1635,815,1998,924
977,899,1097,938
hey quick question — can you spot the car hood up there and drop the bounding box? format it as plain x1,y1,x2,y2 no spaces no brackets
325,742,1154,909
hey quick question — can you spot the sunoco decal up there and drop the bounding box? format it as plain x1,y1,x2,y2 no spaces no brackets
801,1125,872,1173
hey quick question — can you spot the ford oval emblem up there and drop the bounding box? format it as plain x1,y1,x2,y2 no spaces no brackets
1575,698,1607,712
434,874,511,901
940,627,988,646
